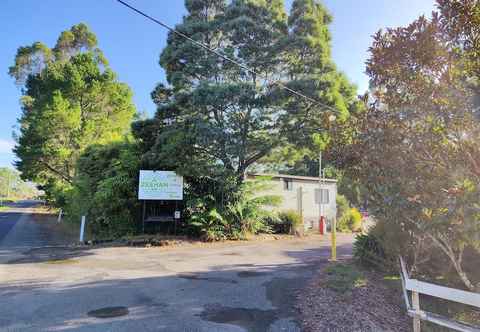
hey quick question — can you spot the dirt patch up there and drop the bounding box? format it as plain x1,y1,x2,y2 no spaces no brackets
7,246,91,264
296,260,410,332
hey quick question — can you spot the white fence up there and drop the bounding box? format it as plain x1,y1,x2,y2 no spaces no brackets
399,257,480,332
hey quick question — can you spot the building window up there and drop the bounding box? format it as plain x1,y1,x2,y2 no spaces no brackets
283,179,293,191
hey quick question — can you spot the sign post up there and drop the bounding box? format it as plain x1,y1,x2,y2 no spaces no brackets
138,171,183,200
138,170,184,234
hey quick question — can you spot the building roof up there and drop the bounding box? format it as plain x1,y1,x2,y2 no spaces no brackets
248,173,337,183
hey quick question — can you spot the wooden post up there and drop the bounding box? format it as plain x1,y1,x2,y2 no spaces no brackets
412,290,421,332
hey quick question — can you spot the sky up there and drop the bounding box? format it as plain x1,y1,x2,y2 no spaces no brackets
0,0,437,168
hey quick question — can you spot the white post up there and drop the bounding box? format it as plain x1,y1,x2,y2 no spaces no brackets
57,209,63,223
79,215,86,242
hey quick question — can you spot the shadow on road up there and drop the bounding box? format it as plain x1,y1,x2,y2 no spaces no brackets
3,245,94,264
0,242,353,332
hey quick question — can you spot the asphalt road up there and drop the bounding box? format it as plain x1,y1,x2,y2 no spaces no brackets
0,200,73,248
0,200,42,244
0,203,354,332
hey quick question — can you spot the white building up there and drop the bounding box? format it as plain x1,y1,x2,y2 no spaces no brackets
248,173,337,230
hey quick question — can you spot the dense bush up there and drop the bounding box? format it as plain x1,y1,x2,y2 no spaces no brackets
65,141,141,239
337,207,362,232
277,210,304,235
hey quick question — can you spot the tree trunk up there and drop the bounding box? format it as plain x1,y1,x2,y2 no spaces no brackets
429,234,477,292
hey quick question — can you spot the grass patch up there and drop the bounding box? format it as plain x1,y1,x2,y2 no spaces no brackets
383,275,400,281
0,206,8,211
324,263,367,294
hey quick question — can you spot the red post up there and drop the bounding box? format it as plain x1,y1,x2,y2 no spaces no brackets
319,216,326,235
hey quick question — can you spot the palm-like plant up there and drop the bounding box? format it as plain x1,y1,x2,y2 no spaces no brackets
188,196,229,241
225,178,282,237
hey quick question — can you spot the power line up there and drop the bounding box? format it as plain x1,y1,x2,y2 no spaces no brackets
115,0,339,114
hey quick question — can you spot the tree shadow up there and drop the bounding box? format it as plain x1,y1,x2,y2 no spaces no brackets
2,245,94,264
0,242,354,332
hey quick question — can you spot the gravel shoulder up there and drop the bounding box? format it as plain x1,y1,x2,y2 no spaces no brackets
296,260,411,332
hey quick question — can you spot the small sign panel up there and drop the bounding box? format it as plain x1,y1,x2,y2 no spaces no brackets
174,211,181,219
138,170,183,200
315,188,329,204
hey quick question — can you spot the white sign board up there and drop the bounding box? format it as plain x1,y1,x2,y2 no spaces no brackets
138,170,183,200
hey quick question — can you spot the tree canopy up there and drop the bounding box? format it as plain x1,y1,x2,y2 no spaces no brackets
10,23,136,203
135,0,360,185
349,0,480,291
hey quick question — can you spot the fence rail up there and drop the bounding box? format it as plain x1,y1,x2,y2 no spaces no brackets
399,256,480,332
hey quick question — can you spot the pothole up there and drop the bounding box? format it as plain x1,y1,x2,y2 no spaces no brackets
87,306,129,318
178,273,238,284
200,304,277,332
237,271,270,278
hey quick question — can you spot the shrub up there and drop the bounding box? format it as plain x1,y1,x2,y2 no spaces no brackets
225,178,281,237
336,194,350,220
186,178,281,240
337,207,362,232
65,141,141,239
190,206,228,242
353,233,387,269
278,210,303,235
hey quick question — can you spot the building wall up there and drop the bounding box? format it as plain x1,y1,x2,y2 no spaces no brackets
251,175,337,230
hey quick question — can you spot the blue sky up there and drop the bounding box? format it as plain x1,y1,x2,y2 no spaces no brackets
0,0,436,168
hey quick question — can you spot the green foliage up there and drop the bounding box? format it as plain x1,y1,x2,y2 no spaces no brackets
336,194,350,220
324,263,367,294
277,210,303,235
187,178,282,240
353,234,388,270
10,23,135,205
337,207,362,233
225,178,282,237
189,205,229,242
65,141,141,239
136,0,359,185
345,1,480,291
